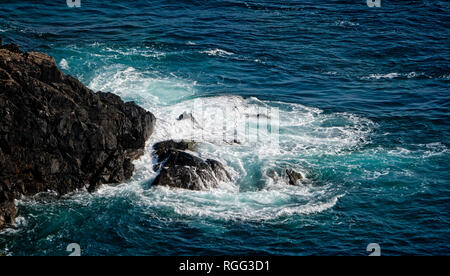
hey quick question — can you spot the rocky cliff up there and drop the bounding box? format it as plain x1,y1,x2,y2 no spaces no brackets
0,42,156,228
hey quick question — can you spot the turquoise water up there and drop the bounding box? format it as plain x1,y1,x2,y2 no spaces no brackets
0,0,449,255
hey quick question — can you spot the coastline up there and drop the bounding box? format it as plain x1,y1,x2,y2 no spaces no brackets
0,42,155,228
0,0,449,256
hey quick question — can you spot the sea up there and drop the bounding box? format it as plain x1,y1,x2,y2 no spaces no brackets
0,0,449,256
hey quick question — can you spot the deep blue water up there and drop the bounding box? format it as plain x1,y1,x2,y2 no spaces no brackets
0,0,449,256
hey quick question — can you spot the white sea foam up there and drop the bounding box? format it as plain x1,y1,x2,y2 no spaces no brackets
83,64,378,220
89,180,343,221
144,95,373,156
88,65,196,106
406,72,424,78
361,72,425,80
104,46,166,58
0,215,27,235
133,99,368,220
202,48,234,57
362,73,400,80
422,142,449,158
67,43,167,59
379,143,448,159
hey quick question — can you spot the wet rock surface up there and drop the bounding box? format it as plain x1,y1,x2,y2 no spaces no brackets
0,42,155,228
286,169,303,185
152,140,232,190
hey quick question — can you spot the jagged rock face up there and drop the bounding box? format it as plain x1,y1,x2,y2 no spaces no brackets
152,140,232,190
286,169,303,185
0,43,156,228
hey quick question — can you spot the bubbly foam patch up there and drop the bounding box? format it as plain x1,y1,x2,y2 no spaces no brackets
201,48,234,57
81,63,377,220
138,186,343,221
361,72,426,80
88,65,196,106
129,94,373,220
66,180,344,222
145,95,374,159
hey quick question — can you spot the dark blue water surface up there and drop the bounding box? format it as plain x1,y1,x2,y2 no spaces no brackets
0,0,449,256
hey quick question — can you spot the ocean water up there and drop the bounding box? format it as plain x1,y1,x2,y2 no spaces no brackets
0,0,449,256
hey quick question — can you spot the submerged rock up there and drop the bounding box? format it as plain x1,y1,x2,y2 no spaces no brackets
0,42,156,228
286,169,303,185
177,111,202,129
152,140,232,190
153,139,197,162
265,168,304,186
177,111,195,122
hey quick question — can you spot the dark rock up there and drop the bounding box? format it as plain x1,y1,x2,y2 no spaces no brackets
152,140,231,190
206,159,232,182
286,169,303,185
153,140,197,162
1,43,22,54
0,43,156,228
177,111,194,121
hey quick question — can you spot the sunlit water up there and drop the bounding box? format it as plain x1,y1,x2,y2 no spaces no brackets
0,0,449,255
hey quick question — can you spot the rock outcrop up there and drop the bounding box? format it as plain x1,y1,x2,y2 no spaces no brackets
152,140,231,190
177,112,196,122
0,42,155,228
286,169,303,185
